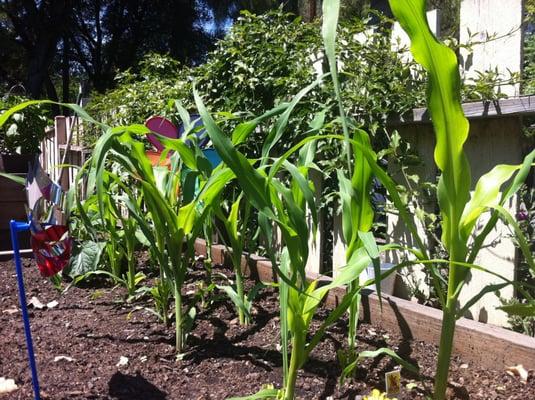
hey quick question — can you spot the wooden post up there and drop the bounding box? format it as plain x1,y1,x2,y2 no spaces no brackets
54,116,67,184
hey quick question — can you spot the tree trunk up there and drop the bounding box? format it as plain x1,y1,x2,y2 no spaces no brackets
308,0,317,21
62,36,70,113
13,0,72,99
44,75,61,115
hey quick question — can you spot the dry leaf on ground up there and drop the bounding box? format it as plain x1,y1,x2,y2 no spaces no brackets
506,365,529,383
0,377,18,394
28,296,45,309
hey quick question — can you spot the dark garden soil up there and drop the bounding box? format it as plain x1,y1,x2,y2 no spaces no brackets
1,256,535,400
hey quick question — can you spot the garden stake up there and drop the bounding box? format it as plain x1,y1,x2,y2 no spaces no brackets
9,220,41,400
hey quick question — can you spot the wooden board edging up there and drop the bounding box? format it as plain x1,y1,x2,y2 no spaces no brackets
194,238,535,370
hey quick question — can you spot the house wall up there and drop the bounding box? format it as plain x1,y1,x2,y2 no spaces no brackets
459,0,523,97
328,0,528,327
385,116,529,326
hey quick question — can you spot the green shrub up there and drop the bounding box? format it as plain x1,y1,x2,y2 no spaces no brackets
86,9,423,159
85,54,193,145
0,94,50,154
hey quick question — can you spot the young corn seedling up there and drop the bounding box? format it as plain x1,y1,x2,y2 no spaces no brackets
322,0,379,365
388,1,535,398
195,85,416,399
213,193,259,326
88,120,231,355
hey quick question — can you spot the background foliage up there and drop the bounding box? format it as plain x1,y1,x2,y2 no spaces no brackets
0,94,50,154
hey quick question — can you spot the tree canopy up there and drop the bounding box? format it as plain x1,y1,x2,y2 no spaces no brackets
0,0,459,102
0,0,294,100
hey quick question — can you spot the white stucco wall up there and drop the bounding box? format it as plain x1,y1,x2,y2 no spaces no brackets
459,0,523,96
387,117,524,326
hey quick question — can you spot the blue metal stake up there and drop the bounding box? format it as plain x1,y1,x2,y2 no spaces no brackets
9,220,41,400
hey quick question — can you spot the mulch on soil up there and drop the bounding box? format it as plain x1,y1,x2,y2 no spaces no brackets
1,257,534,399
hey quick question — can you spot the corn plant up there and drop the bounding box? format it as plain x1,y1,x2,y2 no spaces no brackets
91,133,182,354
67,164,146,297
388,1,535,398
322,0,379,364
194,76,417,398
87,118,238,355
213,194,257,325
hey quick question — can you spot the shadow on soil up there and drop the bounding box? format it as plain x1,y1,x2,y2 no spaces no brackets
108,372,167,399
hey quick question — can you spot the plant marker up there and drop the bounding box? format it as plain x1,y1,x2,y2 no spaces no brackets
385,370,401,395
10,220,41,400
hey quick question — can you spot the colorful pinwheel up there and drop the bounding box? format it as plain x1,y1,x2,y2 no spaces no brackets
25,159,71,277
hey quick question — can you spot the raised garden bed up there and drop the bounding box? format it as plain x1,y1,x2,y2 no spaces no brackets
195,239,535,372
0,175,29,256
1,249,535,399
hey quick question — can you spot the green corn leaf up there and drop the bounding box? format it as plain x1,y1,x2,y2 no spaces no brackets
72,270,126,286
153,166,170,196
228,194,242,241
337,170,356,247
469,149,535,263
351,131,374,221
0,100,106,130
231,121,258,147
310,247,371,302
501,149,535,202
492,205,535,275
217,285,251,321
261,77,325,160
341,348,418,384
281,160,317,229
457,282,510,319
194,87,277,221
177,202,197,236
0,172,26,185
389,0,471,258
301,280,321,329
460,164,519,241
322,0,351,169
359,230,383,306
226,388,281,400
279,247,290,385
156,135,197,170
88,127,121,195
174,100,193,130
197,167,236,205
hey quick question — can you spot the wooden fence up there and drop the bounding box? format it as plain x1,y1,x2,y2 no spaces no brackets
40,116,91,193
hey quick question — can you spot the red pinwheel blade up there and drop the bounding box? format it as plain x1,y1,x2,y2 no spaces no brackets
31,225,71,277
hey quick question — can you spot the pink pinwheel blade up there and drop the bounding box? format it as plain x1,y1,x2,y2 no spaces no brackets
145,116,179,151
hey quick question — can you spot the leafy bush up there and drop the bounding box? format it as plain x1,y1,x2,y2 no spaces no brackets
85,54,193,145
0,94,50,154
86,9,423,159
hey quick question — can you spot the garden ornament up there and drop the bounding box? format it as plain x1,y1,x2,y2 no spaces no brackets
9,157,73,400
145,115,180,152
26,159,71,277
